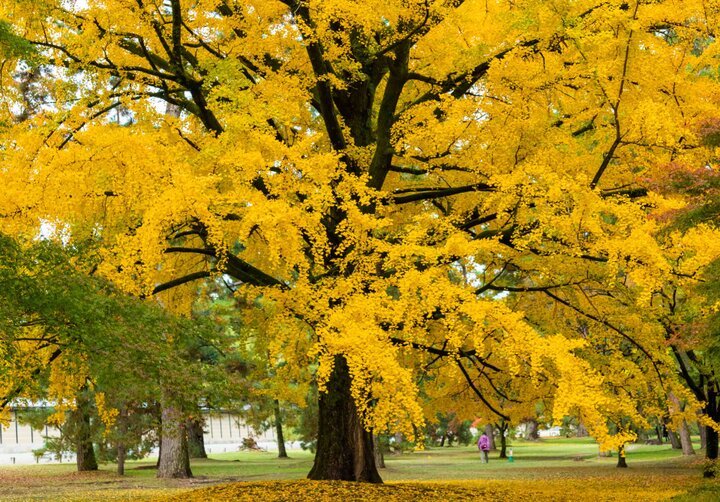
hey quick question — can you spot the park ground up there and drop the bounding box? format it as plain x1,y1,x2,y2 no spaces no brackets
0,438,718,501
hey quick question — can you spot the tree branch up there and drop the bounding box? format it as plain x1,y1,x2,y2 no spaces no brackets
543,290,665,388
152,271,211,294
457,359,510,420
392,183,494,204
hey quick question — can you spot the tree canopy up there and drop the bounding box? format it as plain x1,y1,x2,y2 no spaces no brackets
2,0,720,481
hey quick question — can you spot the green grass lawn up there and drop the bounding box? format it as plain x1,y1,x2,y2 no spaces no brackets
0,438,717,500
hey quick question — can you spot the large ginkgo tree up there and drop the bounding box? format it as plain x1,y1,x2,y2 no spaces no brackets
2,0,720,481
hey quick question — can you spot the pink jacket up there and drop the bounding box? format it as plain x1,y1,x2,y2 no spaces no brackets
478,434,490,451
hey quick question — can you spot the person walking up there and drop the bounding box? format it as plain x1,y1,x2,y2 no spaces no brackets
478,432,490,463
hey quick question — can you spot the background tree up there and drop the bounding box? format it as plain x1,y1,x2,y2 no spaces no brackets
0,235,238,476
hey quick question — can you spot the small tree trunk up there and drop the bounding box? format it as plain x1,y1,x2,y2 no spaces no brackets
274,400,288,459
498,422,508,459
157,400,192,479
439,434,446,447
655,426,663,444
117,407,128,476
668,431,682,449
154,402,162,468
617,444,628,468
679,420,695,456
307,356,382,483
373,435,385,468
187,417,207,459
485,424,496,450
156,435,162,468
668,392,694,455
117,443,126,476
698,421,707,450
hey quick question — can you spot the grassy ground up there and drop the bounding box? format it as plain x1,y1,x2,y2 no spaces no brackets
0,438,717,500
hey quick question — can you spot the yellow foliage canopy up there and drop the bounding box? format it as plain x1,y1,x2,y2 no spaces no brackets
2,0,720,450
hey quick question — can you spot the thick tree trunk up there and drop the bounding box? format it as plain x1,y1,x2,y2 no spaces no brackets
76,435,98,471
617,444,628,468
157,402,192,479
485,424,496,450
307,356,382,483
706,425,719,460
525,419,539,440
576,421,589,438
187,417,207,459
73,392,98,472
274,400,288,459
498,423,508,459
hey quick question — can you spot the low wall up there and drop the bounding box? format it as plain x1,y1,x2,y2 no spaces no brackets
0,409,279,464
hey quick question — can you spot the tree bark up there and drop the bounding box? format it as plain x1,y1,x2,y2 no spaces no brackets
485,424,496,450
706,425,719,460
667,391,694,454
498,422,508,459
307,356,382,483
274,399,288,459
373,435,385,468
699,421,707,450
525,419,539,440
678,420,695,456
187,417,207,459
576,421,589,438
156,431,162,468
76,432,98,471
668,430,682,449
617,444,628,468
117,441,126,476
705,388,719,476
73,392,98,472
157,401,192,479
117,407,128,476
154,402,162,468
705,386,719,469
